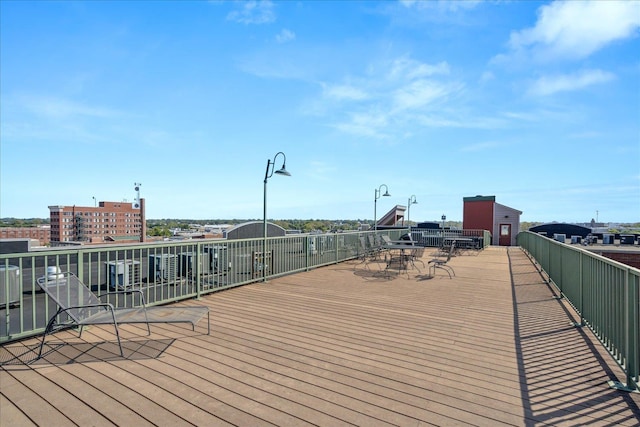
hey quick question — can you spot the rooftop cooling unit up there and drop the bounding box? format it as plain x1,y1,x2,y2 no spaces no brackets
553,233,565,243
0,265,20,307
149,254,178,282
603,234,614,245
204,246,229,273
620,235,635,245
180,252,201,277
107,260,141,289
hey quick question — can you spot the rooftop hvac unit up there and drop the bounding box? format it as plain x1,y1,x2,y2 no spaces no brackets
0,265,20,307
570,235,582,244
553,234,565,243
149,254,178,282
603,234,614,245
620,235,635,245
107,260,141,289
204,246,230,273
180,252,200,277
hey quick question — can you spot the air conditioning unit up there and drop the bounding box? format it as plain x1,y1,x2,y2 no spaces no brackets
204,246,230,273
180,252,200,277
107,260,141,289
0,265,20,307
149,254,178,282
620,235,635,245
603,234,614,245
553,233,565,243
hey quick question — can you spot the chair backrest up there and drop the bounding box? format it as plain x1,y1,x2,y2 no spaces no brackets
445,241,456,261
36,272,104,323
380,235,392,245
359,236,369,252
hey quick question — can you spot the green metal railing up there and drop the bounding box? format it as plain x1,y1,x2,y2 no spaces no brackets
0,229,406,343
409,228,492,249
517,231,640,392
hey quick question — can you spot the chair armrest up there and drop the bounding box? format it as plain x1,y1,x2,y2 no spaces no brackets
53,303,116,319
98,289,147,307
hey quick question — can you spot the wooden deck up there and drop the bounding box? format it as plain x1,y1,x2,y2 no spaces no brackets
1,247,639,426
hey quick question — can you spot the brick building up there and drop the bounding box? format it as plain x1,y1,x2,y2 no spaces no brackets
49,200,146,246
0,226,50,246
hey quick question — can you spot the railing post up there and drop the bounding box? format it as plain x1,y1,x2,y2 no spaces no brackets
574,250,585,327
77,250,84,281
196,242,202,299
305,235,310,271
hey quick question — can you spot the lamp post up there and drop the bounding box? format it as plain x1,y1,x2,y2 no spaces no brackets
441,214,446,243
263,151,291,282
373,184,391,231
407,195,418,226
92,196,96,207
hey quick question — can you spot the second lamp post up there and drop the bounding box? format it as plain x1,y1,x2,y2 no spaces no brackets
373,184,391,231
407,195,418,226
263,151,291,282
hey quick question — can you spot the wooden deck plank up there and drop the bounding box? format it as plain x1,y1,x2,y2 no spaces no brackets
1,370,79,426
0,391,36,426
1,246,639,426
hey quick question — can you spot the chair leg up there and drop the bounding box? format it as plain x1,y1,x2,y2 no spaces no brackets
36,316,57,360
108,310,124,357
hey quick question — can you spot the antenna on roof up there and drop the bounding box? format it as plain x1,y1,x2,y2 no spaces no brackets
134,182,142,209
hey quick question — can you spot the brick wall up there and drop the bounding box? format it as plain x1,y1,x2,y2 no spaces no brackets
600,252,640,270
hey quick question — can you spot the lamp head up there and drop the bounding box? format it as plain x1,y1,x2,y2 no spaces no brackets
274,164,291,176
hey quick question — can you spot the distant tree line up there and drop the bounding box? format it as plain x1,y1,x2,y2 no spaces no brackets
4,218,639,235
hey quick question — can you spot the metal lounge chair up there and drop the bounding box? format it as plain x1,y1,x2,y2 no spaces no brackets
428,241,456,278
36,272,210,359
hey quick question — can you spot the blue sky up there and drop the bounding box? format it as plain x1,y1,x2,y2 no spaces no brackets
1,1,639,223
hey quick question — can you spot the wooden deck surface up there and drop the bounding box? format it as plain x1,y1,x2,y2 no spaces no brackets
1,246,639,426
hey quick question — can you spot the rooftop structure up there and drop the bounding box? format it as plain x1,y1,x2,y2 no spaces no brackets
463,195,522,246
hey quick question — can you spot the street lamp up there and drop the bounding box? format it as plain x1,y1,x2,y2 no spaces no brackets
373,184,391,231
263,151,291,282
407,195,418,226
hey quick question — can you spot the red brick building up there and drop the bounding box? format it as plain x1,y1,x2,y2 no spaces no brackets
49,200,146,246
0,227,50,246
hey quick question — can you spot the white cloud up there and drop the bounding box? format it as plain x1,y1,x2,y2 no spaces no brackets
528,69,615,96
388,57,450,80
479,71,494,83
227,0,275,24
509,1,640,61
400,0,482,13
459,141,501,153
332,111,391,139
276,28,295,43
19,95,118,119
323,84,370,101
323,57,460,138
392,79,456,111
